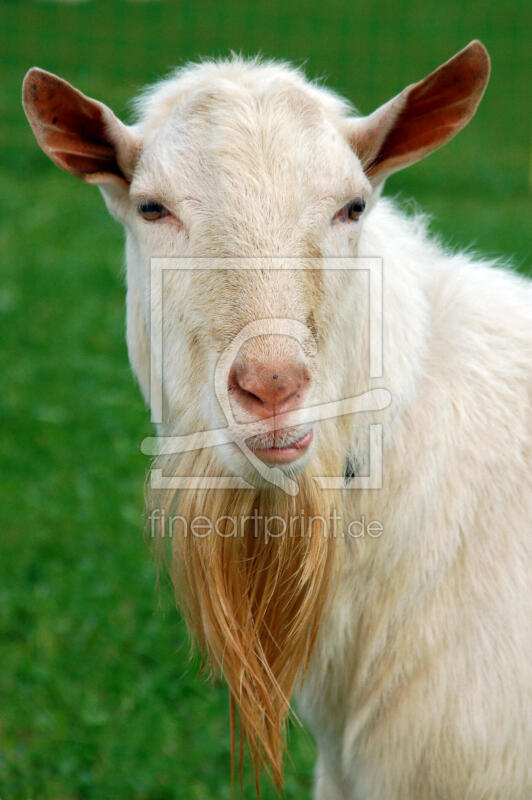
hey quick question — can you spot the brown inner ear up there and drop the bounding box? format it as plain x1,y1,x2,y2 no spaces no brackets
23,70,130,184
355,41,490,180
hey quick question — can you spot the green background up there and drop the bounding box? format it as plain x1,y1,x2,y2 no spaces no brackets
1,1,530,798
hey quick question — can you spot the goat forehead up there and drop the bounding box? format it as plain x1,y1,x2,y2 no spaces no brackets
167,89,332,176
137,63,357,180
133,63,368,242
139,94,358,209
135,59,352,132
189,88,324,169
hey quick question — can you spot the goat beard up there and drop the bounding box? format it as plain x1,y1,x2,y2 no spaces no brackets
150,439,343,790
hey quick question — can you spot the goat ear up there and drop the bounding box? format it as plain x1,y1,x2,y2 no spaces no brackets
22,68,139,187
348,41,490,183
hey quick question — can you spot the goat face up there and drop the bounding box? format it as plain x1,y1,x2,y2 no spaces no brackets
125,81,372,483
22,45,490,487
22,44,490,487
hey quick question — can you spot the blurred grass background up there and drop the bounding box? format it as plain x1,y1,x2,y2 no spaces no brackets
0,1,530,798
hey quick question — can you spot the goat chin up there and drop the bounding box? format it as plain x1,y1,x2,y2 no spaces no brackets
149,436,344,789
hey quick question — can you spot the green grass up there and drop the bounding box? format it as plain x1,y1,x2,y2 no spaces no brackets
0,1,530,798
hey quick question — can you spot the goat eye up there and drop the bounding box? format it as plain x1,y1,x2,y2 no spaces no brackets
138,201,169,221
347,197,366,219
332,196,366,225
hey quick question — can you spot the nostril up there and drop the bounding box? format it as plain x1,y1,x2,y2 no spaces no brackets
281,389,298,407
240,387,263,407
229,366,264,408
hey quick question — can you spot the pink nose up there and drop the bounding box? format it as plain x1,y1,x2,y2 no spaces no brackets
229,358,311,418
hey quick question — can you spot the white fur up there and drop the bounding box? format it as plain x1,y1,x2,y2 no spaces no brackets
102,58,531,798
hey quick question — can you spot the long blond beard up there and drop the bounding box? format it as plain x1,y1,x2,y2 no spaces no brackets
150,441,343,790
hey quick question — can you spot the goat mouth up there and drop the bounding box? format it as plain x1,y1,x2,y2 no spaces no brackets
248,428,314,463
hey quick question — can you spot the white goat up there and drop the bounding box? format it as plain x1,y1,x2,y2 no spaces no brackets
23,41,531,799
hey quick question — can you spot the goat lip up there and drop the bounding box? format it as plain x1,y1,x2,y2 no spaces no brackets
250,429,314,463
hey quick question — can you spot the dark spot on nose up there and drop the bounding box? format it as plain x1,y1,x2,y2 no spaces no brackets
52,116,58,124
272,374,278,380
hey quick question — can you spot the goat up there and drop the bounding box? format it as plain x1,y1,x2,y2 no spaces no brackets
23,41,532,799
